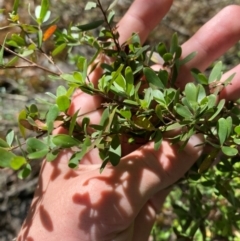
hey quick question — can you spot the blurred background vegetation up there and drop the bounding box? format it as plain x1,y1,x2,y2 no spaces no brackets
0,0,240,240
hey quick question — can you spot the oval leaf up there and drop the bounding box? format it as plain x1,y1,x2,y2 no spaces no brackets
221,146,238,156
143,67,164,89
217,118,228,146
56,95,71,112
209,61,222,83
27,149,49,159
175,103,192,119
185,82,197,102
109,135,121,166
26,138,47,152
0,138,10,148
52,134,80,148
0,148,15,168
10,156,27,170
77,20,104,31
18,163,31,179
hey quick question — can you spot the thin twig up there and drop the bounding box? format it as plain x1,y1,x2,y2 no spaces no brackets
0,44,61,76
96,0,122,53
26,35,63,75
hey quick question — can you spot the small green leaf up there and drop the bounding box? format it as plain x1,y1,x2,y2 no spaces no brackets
77,20,104,31
179,51,197,66
56,95,70,112
113,73,126,92
46,149,59,162
52,134,80,148
217,118,228,146
68,151,82,168
109,135,121,166
46,105,59,133
0,138,9,148
153,89,165,104
198,150,218,173
56,85,67,97
85,1,97,10
197,73,208,85
234,125,240,135
0,148,15,168
170,33,179,54
29,104,38,114
125,66,134,96
68,137,91,168
132,116,155,130
6,56,19,67
153,130,163,150
155,105,164,122
157,42,167,56
221,146,238,156
6,129,15,146
119,109,131,119
163,53,173,62
10,34,25,46
61,73,76,83
158,70,168,87
0,35,8,65
175,103,192,119
69,110,79,135
123,99,139,106
18,109,27,138
165,123,183,132
107,0,118,11
143,67,164,89
27,149,49,159
209,99,225,121
26,138,48,151
100,159,109,173
185,83,197,102
13,0,20,14
197,84,206,102
73,72,83,84
100,107,109,129
209,61,222,83
226,116,232,137
233,138,240,145
18,163,31,179
36,0,50,23
82,117,90,134
10,156,27,170
107,10,115,24
52,43,67,56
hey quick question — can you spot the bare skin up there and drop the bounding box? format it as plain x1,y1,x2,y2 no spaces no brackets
17,1,240,241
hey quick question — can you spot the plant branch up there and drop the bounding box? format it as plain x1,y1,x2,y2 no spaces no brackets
96,0,122,54
0,44,61,76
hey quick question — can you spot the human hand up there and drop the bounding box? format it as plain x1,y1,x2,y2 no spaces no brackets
17,1,240,241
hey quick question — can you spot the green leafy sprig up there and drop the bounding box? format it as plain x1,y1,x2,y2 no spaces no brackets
0,0,238,181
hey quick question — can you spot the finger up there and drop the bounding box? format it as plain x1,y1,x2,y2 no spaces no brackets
219,64,240,101
117,0,173,44
132,188,171,241
177,5,240,89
